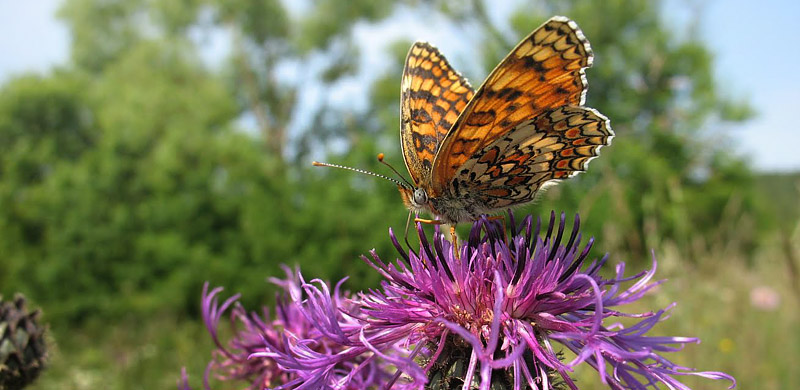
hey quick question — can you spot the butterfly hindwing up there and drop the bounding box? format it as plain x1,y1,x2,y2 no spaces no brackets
400,42,475,186
431,16,593,195
447,106,612,210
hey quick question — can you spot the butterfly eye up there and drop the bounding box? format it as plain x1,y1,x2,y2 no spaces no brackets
413,188,428,206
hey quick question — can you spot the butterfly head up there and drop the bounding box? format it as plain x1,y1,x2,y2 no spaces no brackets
397,186,432,214
412,188,428,206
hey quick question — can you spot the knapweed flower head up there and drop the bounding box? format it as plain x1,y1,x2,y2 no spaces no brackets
181,267,394,390
183,212,736,390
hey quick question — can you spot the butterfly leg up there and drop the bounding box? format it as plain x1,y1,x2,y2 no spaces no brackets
487,215,505,232
413,218,460,260
403,211,417,254
486,215,512,253
487,215,507,240
449,224,460,260
413,217,442,225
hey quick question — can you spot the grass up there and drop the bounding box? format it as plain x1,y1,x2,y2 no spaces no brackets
573,234,800,389
30,315,216,390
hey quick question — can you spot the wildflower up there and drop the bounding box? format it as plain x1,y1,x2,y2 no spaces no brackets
749,286,780,311
181,267,393,389
185,212,736,390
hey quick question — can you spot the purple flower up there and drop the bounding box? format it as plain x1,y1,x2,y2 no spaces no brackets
184,212,736,390
180,267,394,390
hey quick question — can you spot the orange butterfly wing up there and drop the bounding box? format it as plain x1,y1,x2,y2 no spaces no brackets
449,106,612,211
400,42,475,187
431,16,592,195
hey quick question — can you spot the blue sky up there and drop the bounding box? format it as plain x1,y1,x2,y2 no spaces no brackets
1,0,798,172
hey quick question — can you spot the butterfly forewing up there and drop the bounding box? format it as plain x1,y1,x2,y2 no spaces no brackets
400,42,475,186
430,17,593,195
448,106,612,210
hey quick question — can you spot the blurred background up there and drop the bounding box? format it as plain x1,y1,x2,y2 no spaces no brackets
0,0,797,389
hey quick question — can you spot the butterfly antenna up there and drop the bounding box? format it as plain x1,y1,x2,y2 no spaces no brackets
312,161,410,189
377,153,415,188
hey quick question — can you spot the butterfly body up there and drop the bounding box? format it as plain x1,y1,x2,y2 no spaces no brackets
397,16,613,224
398,184,493,224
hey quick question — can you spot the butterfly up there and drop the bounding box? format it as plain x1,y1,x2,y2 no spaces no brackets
315,16,613,225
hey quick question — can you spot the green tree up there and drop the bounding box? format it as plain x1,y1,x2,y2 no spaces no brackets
2,0,413,325
0,72,96,289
